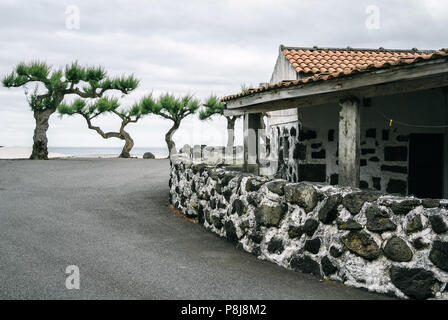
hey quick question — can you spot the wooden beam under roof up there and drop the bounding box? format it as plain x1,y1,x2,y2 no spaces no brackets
224,59,448,116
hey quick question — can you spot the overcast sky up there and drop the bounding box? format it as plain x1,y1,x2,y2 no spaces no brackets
0,0,447,150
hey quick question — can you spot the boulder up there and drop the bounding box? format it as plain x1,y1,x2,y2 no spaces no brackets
341,231,380,261
428,215,448,234
288,226,304,239
266,180,287,196
383,237,413,262
412,238,430,250
304,238,321,254
249,231,264,244
337,219,363,231
406,215,423,233
225,220,238,243
422,198,440,208
318,194,342,224
342,192,381,215
390,267,438,300
330,246,343,258
232,199,246,216
284,183,318,213
245,178,265,192
255,204,287,227
390,199,421,215
303,219,319,237
290,254,321,276
321,256,337,276
143,152,155,159
365,205,396,233
267,237,284,254
429,241,448,272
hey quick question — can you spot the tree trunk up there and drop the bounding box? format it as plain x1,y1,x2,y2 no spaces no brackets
30,108,56,160
84,116,132,158
166,121,180,158
119,127,134,158
226,116,236,148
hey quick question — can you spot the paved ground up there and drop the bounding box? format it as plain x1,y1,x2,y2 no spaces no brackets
0,159,392,299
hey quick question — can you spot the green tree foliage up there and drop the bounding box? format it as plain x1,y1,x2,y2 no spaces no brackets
2,61,138,159
143,93,200,157
58,95,156,158
199,95,240,147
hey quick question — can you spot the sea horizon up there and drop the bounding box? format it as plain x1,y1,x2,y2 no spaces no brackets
48,146,169,157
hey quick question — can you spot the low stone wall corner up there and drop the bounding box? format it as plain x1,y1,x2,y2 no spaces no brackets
169,159,448,300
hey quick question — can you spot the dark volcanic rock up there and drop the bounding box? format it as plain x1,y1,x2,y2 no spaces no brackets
288,225,304,239
330,246,343,258
221,172,238,187
211,216,223,229
246,178,265,192
232,199,246,216
342,192,381,215
223,190,232,202
143,152,155,159
429,241,448,272
383,237,413,262
284,183,318,213
390,267,438,300
422,199,440,208
321,256,337,276
255,204,287,227
406,215,423,233
266,180,287,196
413,238,430,250
267,237,284,254
290,254,321,276
341,231,380,261
249,231,264,244
225,220,238,243
365,205,397,233
390,200,420,215
304,238,321,254
337,219,363,231
428,215,448,234
303,219,319,237
318,194,342,224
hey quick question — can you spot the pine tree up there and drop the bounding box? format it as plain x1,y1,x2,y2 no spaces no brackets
199,95,240,147
145,94,200,157
58,95,156,158
2,61,138,159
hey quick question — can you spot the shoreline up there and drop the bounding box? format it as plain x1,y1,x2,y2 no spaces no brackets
0,146,166,160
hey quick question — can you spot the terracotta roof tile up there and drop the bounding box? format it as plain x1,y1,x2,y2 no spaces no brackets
282,47,433,75
222,47,448,102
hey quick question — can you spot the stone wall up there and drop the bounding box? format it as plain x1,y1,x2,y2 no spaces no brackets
272,121,410,195
170,157,448,299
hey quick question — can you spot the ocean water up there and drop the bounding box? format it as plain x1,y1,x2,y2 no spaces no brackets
48,146,168,158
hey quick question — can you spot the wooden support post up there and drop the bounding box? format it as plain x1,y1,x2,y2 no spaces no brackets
338,97,361,188
244,113,261,174
443,88,448,198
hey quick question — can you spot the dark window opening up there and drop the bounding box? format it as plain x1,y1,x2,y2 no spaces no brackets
408,133,444,199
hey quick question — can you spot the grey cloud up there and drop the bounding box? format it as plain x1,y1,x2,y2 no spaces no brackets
0,0,447,148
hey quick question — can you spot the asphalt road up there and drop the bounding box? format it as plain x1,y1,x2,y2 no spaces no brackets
0,158,391,299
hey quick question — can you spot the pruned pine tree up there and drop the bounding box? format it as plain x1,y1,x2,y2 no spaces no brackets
145,94,200,158
58,96,156,158
2,61,138,159
199,95,240,147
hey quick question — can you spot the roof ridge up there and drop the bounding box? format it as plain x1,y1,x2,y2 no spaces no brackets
280,44,436,54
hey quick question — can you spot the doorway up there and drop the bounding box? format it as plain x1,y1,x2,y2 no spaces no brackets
408,133,444,199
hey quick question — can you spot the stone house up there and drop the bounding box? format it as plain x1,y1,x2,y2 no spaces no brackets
223,46,448,199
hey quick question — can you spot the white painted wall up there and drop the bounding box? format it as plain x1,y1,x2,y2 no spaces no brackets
281,87,448,195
